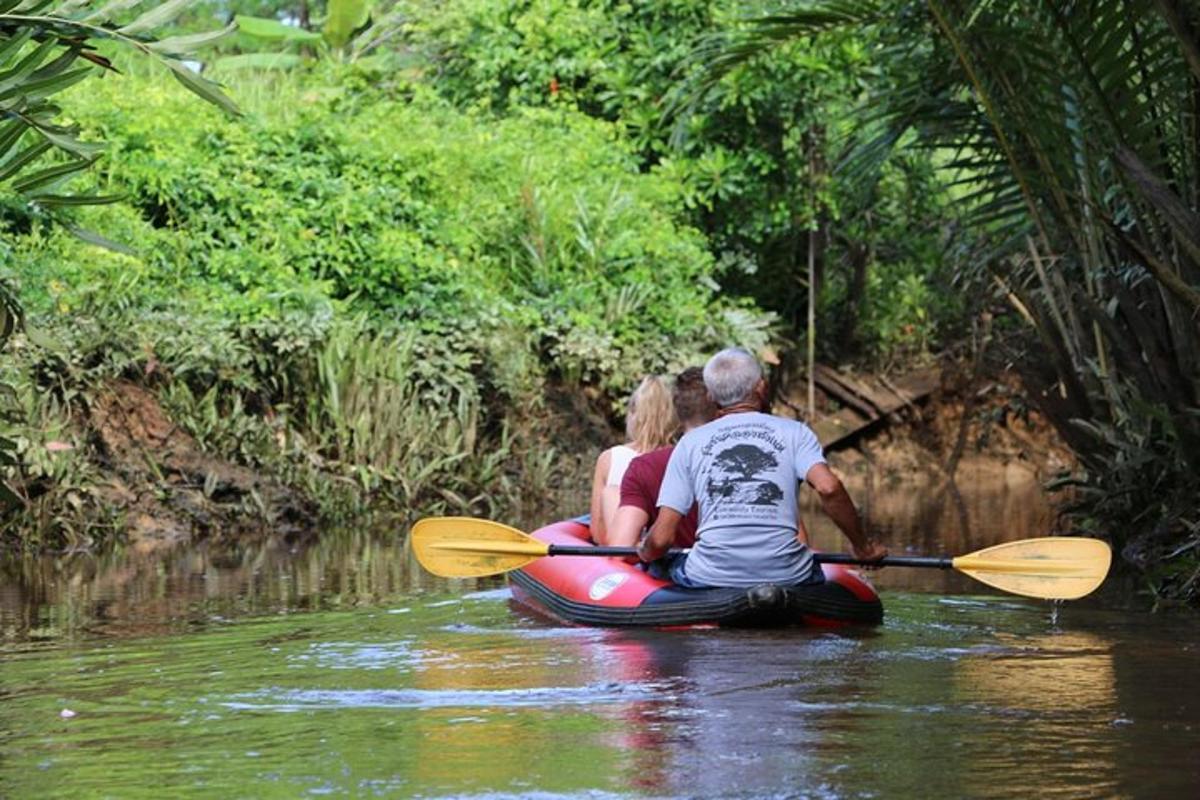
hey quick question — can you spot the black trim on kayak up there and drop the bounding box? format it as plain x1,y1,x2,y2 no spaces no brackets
510,569,882,627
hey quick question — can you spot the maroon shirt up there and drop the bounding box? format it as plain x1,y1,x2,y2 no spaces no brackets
619,446,698,548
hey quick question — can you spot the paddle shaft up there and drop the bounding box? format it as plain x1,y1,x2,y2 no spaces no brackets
816,553,951,569
546,544,951,569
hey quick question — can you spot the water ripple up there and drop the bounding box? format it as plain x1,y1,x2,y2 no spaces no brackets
461,588,512,602
438,623,609,641
287,640,420,671
223,681,672,711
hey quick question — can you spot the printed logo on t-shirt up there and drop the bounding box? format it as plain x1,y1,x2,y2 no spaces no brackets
705,443,784,505
698,424,788,522
588,573,628,601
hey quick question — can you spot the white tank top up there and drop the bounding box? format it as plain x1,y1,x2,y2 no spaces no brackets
605,444,639,488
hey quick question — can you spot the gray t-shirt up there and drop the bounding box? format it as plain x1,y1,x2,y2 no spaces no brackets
656,412,825,587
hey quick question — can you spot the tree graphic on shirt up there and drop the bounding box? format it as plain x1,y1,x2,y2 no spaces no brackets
713,444,778,480
706,444,784,506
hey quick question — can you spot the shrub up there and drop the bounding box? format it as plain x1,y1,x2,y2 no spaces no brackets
1,63,775,546
408,0,961,362
58,67,763,393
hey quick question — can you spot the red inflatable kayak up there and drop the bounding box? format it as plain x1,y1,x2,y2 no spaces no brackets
509,519,883,627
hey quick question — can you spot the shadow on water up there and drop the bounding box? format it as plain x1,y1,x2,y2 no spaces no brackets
1,472,1199,798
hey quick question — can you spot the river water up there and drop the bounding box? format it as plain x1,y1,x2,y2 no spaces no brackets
2,465,1198,799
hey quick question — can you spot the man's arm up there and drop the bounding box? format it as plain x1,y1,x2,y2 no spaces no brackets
805,463,887,563
639,507,683,562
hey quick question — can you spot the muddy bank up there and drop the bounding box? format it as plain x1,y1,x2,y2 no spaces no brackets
77,380,315,554
826,378,1072,507
798,372,1072,562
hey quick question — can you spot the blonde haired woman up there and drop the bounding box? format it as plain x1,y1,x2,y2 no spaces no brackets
589,376,678,545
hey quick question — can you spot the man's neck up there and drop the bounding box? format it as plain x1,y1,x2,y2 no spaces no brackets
716,402,763,417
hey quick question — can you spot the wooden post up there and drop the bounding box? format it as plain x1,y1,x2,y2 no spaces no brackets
807,147,817,420
807,224,816,420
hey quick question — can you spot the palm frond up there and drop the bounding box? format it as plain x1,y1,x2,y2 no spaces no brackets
687,0,1200,498
0,0,237,219
664,0,886,146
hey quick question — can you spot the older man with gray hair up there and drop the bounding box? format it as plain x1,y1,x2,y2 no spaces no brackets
638,347,886,587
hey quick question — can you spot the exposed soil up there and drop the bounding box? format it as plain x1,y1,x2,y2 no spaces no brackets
87,380,316,554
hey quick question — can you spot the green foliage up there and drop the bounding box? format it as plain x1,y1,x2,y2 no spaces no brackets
0,0,237,209
0,0,238,517
229,0,409,66
724,0,1200,601
62,70,754,392
236,15,324,43
323,0,373,48
408,0,960,360
1,0,966,553
1,61,772,547
821,153,963,362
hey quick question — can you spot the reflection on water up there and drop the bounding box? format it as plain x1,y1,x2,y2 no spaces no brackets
2,463,1055,641
224,683,667,710
954,631,1117,712
805,457,1058,596
1,588,1199,798
0,527,498,641
1,475,1199,798
951,631,1120,798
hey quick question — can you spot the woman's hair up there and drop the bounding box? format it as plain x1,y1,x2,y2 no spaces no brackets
625,375,678,451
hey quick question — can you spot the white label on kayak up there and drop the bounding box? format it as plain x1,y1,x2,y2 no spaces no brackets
588,573,628,601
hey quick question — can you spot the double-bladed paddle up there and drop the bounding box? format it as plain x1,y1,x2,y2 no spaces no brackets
410,517,1112,600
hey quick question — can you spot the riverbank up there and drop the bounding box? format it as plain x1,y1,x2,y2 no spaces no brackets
0,375,1090,645
14,340,1194,611
0,354,1068,549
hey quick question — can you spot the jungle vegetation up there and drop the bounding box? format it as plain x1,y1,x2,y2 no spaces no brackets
703,0,1200,604
0,0,1196,605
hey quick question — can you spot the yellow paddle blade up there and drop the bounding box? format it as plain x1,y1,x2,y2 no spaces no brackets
410,517,549,578
950,537,1112,600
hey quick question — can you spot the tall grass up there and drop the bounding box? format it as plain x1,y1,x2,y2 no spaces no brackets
288,316,559,522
